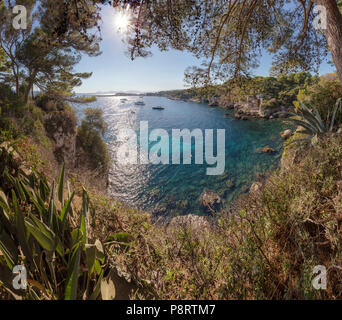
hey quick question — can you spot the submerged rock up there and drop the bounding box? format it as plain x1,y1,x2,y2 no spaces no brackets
226,180,235,189
280,129,293,140
257,146,276,154
176,199,190,211
199,190,222,214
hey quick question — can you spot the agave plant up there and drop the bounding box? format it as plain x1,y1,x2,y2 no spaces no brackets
0,153,111,300
282,98,342,144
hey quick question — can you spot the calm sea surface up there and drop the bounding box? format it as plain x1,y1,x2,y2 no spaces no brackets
74,96,289,216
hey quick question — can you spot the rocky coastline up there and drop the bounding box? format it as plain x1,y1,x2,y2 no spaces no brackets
166,94,294,120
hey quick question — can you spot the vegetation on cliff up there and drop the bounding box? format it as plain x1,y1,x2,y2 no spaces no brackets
3,127,342,299
149,72,318,109
2,0,342,301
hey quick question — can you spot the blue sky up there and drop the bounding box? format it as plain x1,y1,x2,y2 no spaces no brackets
74,6,335,94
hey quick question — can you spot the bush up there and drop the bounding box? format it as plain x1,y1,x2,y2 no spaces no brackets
77,108,110,174
262,98,279,110
77,96,97,103
296,77,342,124
0,157,109,300
35,94,65,112
44,109,77,137
0,117,20,143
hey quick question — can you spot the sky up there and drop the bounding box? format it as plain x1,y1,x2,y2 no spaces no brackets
74,6,335,94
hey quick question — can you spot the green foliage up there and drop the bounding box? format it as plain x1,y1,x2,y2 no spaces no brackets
118,1,329,82
0,118,20,144
35,94,64,113
296,77,342,124
77,108,110,174
81,108,108,136
0,84,21,114
156,72,317,107
44,109,77,137
0,0,101,102
0,151,109,300
262,98,279,110
76,96,97,103
283,99,342,144
0,48,10,74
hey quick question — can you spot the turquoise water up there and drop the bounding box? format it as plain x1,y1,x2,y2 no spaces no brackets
75,96,289,216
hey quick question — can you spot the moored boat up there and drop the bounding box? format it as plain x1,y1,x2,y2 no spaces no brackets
135,101,146,106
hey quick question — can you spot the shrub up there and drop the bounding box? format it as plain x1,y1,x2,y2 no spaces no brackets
262,98,279,110
35,94,65,112
44,109,77,137
77,96,97,103
296,77,342,124
0,157,110,300
281,99,342,146
77,108,110,174
0,117,20,143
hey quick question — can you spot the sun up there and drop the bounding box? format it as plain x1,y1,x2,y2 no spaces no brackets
115,10,131,33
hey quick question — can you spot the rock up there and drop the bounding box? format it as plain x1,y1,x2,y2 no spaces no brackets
164,194,177,209
0,142,22,169
150,188,161,201
280,129,293,140
338,128,342,134
218,189,228,198
200,190,222,214
208,97,219,106
250,182,264,196
0,142,33,176
234,113,242,120
218,96,234,109
176,199,190,212
226,180,235,189
257,146,276,154
217,171,230,182
152,203,168,216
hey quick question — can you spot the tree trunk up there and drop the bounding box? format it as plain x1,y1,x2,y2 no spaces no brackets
15,76,19,97
24,71,37,104
313,0,342,83
24,84,31,104
11,65,19,97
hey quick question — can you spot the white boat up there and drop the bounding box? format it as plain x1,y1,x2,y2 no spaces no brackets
135,101,145,106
